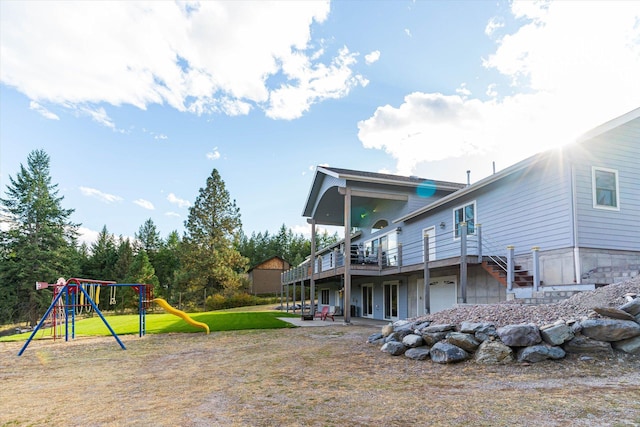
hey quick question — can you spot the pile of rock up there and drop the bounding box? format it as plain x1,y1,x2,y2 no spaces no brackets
369,294,640,364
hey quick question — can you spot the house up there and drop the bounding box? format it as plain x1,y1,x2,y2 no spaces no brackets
248,256,290,295
281,107,640,322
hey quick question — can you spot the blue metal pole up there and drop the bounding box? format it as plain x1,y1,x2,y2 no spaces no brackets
79,285,126,350
139,285,144,337
65,286,70,342
71,286,76,339
18,284,68,356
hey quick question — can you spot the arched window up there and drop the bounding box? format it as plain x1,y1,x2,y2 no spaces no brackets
371,219,388,232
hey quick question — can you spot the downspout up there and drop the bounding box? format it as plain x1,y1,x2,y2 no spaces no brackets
571,164,581,284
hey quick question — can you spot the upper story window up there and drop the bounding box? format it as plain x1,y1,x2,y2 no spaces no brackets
592,167,619,210
453,201,476,238
371,219,388,233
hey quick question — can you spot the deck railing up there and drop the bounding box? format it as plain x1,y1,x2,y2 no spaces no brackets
281,223,541,291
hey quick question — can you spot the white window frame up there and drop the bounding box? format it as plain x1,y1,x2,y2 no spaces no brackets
452,200,476,239
592,166,620,211
320,288,330,305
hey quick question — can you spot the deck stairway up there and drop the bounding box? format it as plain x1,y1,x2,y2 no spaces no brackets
481,258,535,288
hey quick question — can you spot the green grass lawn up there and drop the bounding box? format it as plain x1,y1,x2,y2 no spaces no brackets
0,310,299,342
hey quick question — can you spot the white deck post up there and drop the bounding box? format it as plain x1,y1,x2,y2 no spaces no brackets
460,221,467,304
507,245,515,291
532,246,540,292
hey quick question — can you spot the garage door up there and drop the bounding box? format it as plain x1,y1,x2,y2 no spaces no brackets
429,276,457,313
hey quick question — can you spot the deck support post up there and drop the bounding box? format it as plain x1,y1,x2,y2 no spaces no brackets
507,246,515,291
532,246,540,292
460,222,467,304
309,219,316,316
343,186,352,324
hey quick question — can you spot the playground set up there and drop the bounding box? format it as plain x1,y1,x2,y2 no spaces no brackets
18,277,209,356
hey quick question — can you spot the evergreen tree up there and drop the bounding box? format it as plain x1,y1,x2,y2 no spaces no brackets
113,236,134,282
136,218,161,260
0,149,79,324
154,230,181,301
179,169,248,306
86,226,118,281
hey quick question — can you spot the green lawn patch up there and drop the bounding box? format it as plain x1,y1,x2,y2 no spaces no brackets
0,311,299,342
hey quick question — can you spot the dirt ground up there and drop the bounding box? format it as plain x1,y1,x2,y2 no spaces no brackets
1,323,639,427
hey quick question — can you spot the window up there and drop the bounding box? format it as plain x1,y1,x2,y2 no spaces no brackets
371,219,388,233
453,201,475,238
592,167,619,210
320,289,329,305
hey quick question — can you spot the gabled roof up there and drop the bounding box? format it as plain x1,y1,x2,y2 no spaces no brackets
248,255,289,272
303,166,465,218
576,107,640,142
394,107,640,224
319,166,465,190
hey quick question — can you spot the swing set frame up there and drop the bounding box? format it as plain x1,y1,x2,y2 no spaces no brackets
18,278,154,356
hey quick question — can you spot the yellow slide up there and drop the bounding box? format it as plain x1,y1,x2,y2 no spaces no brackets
152,298,210,334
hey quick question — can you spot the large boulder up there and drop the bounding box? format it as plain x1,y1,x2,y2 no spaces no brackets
517,345,566,363
367,332,384,344
563,336,612,354
474,340,514,364
580,319,640,342
381,341,406,356
381,323,394,337
619,298,640,316
404,347,431,360
421,331,448,346
593,307,636,321
540,323,575,346
446,332,480,353
402,334,424,348
430,342,469,364
497,324,541,347
612,335,640,355
422,324,456,333
460,322,498,342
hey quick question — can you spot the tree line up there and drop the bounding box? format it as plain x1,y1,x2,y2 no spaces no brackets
0,150,338,326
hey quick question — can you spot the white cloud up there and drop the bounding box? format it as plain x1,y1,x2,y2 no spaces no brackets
78,106,116,130
165,211,181,218
167,193,190,208
484,16,504,37
77,226,100,246
455,84,471,97
265,46,368,120
29,101,59,120
358,1,640,177
133,199,154,210
404,29,412,38
365,50,380,65
79,186,123,203
206,147,221,160
0,1,363,121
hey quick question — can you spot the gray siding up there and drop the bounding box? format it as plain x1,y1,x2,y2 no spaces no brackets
399,152,574,263
571,119,640,251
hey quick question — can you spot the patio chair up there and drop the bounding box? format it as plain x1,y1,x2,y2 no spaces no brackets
324,306,335,322
314,306,329,320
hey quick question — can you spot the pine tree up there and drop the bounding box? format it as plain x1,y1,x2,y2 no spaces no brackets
179,169,248,306
86,226,118,281
0,149,79,324
154,230,181,301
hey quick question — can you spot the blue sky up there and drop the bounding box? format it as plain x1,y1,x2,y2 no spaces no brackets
1,1,639,245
